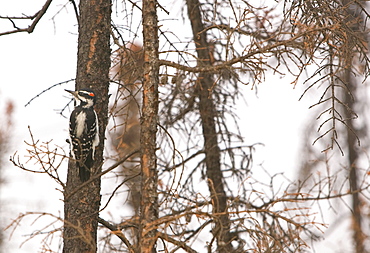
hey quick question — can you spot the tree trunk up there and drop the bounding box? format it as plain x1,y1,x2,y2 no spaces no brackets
341,1,366,252
63,0,111,252
346,108,364,253
186,0,235,251
139,0,159,252
344,60,365,253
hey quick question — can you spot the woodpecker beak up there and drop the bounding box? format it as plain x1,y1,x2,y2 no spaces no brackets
65,89,78,97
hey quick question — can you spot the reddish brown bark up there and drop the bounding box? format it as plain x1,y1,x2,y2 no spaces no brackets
139,0,159,252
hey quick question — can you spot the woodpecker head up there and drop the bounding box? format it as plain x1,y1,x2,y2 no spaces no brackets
65,88,96,108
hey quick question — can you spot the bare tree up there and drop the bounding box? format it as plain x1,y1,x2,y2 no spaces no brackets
185,0,236,250
342,2,369,252
296,0,370,252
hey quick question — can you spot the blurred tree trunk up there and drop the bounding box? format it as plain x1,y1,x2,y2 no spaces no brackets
342,1,367,252
345,69,365,253
0,101,13,253
139,0,159,252
62,0,111,252
110,43,143,217
338,1,368,252
186,0,235,251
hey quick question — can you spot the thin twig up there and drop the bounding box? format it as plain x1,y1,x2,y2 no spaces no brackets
64,149,140,200
25,79,75,107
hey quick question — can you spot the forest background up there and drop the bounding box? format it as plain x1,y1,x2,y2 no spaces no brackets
1,0,370,252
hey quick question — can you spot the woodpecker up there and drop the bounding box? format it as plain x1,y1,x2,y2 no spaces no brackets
65,88,99,182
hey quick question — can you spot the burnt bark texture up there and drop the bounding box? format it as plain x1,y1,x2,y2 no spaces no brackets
139,0,159,252
186,0,235,251
63,0,111,252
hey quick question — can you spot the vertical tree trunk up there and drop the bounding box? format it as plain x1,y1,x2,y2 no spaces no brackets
139,0,159,252
341,1,366,252
186,0,235,251
63,0,111,252
345,75,364,253
344,63,365,253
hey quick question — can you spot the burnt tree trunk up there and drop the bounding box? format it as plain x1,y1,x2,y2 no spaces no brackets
186,0,235,251
139,0,159,252
63,0,111,252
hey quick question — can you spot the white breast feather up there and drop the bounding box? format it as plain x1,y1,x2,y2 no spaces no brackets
75,112,86,138
92,110,99,159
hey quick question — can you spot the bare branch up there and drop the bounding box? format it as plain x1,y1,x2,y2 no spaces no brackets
0,0,53,36
25,79,75,107
98,217,135,252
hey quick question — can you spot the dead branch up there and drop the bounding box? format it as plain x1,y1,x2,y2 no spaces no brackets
0,0,53,36
98,217,135,253
9,126,66,188
64,149,140,200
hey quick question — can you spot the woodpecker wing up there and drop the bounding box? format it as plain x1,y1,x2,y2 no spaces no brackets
69,107,98,181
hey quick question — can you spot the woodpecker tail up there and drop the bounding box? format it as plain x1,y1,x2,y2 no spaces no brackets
78,153,94,182
78,165,91,182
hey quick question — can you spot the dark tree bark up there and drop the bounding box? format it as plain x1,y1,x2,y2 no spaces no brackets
186,0,235,251
62,0,111,252
139,0,159,252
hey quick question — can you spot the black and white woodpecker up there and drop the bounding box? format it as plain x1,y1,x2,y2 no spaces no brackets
65,88,99,182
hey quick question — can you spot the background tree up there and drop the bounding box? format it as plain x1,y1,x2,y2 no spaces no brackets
297,0,370,252
156,0,370,251
185,0,235,250
0,99,14,253
110,42,142,216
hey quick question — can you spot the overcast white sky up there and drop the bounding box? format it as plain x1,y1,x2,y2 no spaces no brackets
0,1,364,252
